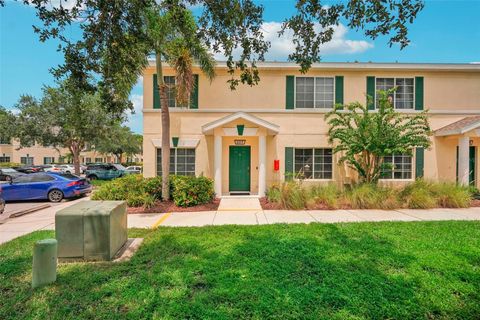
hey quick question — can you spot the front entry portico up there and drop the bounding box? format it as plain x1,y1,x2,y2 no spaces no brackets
202,112,279,197
436,116,480,187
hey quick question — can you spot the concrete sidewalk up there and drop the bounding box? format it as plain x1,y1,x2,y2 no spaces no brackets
156,207,480,227
1,197,480,245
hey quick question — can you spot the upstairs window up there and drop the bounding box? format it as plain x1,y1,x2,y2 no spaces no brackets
376,78,414,109
164,76,177,108
157,148,195,176
294,148,333,179
0,137,11,144
381,154,413,180
295,77,334,109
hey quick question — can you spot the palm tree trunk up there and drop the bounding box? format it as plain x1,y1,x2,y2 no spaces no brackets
156,53,171,201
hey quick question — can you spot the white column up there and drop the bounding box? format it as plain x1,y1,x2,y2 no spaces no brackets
258,135,266,197
214,135,222,197
458,136,470,186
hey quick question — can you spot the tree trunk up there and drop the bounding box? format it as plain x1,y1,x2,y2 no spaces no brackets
156,53,171,201
69,143,81,176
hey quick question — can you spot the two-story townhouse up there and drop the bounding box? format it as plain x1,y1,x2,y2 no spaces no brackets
0,139,141,165
142,61,480,196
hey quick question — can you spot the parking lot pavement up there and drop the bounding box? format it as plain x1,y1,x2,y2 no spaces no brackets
1,202,52,223
0,197,89,244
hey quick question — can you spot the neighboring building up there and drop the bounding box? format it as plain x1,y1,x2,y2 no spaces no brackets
142,61,480,196
0,140,142,165
0,140,66,165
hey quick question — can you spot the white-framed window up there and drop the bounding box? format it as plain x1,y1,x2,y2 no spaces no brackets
157,148,195,176
295,77,335,109
164,76,177,108
375,77,414,109
381,154,413,180
0,156,11,163
294,148,333,179
21,156,34,166
43,157,55,165
0,137,11,144
86,157,92,164
94,157,103,163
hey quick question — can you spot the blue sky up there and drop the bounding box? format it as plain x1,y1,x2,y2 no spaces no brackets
1,0,479,134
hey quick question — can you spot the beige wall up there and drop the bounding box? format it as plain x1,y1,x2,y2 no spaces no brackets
0,142,142,166
143,63,480,192
143,65,480,111
0,141,67,165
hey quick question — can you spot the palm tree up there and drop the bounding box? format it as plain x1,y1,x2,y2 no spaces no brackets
147,5,215,200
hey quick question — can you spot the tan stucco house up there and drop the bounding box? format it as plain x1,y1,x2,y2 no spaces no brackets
0,140,142,165
142,61,480,196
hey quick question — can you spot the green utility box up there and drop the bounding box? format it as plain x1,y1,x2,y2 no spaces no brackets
55,201,127,261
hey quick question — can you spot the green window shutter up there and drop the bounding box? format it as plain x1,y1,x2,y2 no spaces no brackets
415,147,424,178
285,147,294,180
335,75,344,109
415,76,424,110
286,75,295,109
190,74,199,109
366,76,375,110
153,74,160,109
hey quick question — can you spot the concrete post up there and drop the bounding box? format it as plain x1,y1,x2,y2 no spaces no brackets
258,135,266,197
458,136,470,186
214,135,222,197
32,239,57,288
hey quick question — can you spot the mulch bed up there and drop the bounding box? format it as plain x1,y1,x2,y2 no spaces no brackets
128,198,220,214
471,199,480,207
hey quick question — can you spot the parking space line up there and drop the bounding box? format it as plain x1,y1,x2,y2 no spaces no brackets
151,212,172,229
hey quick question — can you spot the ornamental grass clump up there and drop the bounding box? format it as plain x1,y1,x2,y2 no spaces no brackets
346,184,400,209
279,181,307,210
399,179,437,209
266,184,282,203
431,182,472,208
308,184,340,209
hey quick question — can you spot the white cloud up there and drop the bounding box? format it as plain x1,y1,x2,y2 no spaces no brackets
214,21,373,61
470,62,480,64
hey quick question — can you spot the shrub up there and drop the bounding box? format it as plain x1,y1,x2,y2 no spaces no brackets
279,181,307,210
92,175,162,207
171,175,215,207
144,176,162,200
431,182,472,208
346,184,400,209
266,184,281,203
308,184,340,209
400,180,437,209
0,162,21,168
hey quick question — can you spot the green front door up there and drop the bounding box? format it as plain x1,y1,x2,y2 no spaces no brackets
229,146,251,192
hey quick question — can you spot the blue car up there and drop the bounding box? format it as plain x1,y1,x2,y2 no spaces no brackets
0,172,92,203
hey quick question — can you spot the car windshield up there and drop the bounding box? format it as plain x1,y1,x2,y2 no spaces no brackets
113,164,126,170
2,168,17,173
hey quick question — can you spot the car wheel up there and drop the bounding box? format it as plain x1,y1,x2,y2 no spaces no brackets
48,189,64,203
88,175,98,180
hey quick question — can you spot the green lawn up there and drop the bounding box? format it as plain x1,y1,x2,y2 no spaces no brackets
1,222,480,319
